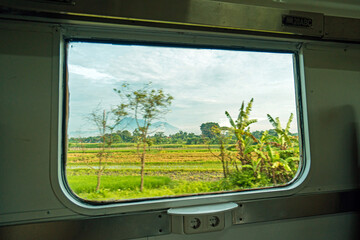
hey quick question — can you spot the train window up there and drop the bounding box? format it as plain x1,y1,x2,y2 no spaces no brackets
65,41,301,203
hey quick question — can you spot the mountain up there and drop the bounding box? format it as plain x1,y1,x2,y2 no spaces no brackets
151,121,180,135
68,129,99,138
115,117,180,136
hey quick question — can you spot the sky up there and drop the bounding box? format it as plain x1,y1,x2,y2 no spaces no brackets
67,42,298,137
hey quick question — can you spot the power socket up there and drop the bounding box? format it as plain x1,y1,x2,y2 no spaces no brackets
184,216,204,234
183,213,225,234
206,213,225,232
168,202,237,234
207,214,224,231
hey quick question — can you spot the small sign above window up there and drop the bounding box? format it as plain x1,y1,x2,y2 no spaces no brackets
282,15,313,28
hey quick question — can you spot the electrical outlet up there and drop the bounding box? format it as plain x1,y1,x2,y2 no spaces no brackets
190,217,202,229
168,202,237,234
184,216,205,234
206,213,225,232
183,213,225,234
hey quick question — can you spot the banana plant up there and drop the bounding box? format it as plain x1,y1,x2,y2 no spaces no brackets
256,130,272,151
242,156,262,179
265,145,295,184
266,113,295,150
225,98,258,169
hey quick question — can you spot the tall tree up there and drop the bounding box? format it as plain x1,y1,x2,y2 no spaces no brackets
114,83,173,191
200,122,220,139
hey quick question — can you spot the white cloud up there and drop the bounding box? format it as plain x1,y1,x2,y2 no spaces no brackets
67,43,299,135
68,64,115,81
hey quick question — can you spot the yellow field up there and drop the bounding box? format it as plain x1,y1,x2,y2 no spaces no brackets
67,150,219,164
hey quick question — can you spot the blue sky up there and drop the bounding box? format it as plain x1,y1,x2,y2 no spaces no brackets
67,42,298,136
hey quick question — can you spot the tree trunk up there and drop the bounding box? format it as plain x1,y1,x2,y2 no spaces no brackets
140,142,146,192
96,169,101,192
220,143,227,178
225,158,230,176
221,160,227,178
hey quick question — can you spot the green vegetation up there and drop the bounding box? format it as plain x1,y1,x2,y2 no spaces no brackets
68,175,171,193
67,90,300,201
67,175,239,201
200,122,220,141
66,130,299,201
216,99,300,186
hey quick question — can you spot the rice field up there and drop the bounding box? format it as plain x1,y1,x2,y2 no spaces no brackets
66,145,232,201
66,142,299,201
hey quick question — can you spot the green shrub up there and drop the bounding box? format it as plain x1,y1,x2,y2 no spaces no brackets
228,170,271,189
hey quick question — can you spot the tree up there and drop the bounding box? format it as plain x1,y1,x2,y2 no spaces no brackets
87,108,118,191
200,122,220,140
153,132,166,144
114,83,173,191
207,125,231,178
116,130,133,143
112,134,121,143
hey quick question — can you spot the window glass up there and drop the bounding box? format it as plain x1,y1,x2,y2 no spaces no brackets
66,42,300,202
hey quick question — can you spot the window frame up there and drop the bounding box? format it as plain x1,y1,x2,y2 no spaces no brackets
50,24,311,215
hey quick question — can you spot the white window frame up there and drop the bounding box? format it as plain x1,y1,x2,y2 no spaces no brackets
49,23,311,216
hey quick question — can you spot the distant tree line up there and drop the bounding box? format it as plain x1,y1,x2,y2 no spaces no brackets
68,128,297,145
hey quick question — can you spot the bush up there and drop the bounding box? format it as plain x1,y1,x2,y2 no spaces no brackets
228,170,271,189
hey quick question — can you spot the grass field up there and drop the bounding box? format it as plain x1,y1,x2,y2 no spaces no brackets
66,175,231,201
66,143,298,201
66,145,232,201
